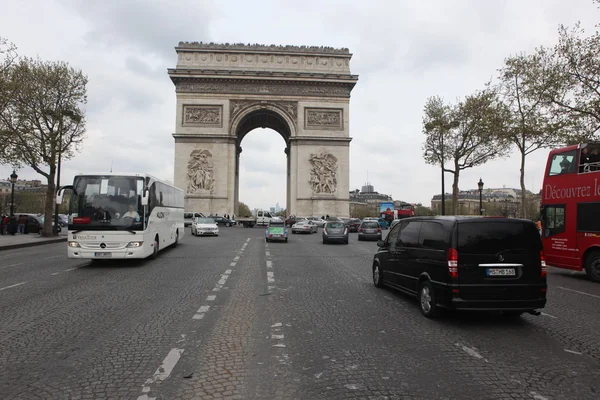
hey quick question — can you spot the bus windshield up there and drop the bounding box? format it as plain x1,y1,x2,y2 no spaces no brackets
70,175,145,231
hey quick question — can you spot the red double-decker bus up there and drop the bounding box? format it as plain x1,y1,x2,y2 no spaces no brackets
541,142,600,282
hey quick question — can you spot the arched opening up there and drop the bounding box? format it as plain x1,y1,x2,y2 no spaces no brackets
234,108,292,217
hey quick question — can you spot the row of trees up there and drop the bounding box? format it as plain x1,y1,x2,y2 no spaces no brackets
0,37,88,235
423,6,600,218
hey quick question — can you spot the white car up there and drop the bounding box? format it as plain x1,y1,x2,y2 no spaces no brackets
291,219,318,234
191,217,219,236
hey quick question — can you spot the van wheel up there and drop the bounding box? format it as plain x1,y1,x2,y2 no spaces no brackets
585,251,600,283
150,236,159,259
373,263,384,288
419,281,440,318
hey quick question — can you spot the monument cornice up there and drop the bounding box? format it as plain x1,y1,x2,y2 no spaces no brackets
289,136,352,144
171,77,356,98
176,42,351,56
168,68,359,82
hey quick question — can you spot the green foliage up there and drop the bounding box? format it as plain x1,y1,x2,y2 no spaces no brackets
414,206,435,216
238,202,251,217
350,204,377,219
0,57,87,235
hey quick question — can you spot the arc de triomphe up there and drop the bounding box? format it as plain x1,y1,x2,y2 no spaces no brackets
168,42,358,217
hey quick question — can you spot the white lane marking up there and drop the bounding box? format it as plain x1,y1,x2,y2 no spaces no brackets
267,271,275,283
218,276,228,285
246,238,250,242
206,295,216,301
530,391,549,400
0,282,26,291
557,286,600,300
266,260,272,268
0,263,22,270
138,348,184,399
46,255,62,259
197,305,210,313
192,313,205,320
271,334,284,339
224,269,232,274
192,305,210,320
541,312,557,319
230,262,236,267
233,256,240,261
64,267,78,272
51,272,60,276
455,343,488,362
564,349,582,355
271,322,282,327
273,343,286,348
266,251,271,256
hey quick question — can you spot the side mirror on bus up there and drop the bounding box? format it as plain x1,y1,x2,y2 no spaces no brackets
55,185,73,205
141,189,149,206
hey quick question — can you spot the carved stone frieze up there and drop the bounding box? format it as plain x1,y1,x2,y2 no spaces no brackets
305,108,343,130
175,80,352,98
177,42,350,54
229,100,298,130
182,105,223,127
308,150,338,194
187,149,215,194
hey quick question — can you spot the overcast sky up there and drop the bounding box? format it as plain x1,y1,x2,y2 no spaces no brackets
1,0,598,210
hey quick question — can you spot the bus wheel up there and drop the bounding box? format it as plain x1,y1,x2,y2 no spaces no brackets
585,251,600,283
150,236,159,259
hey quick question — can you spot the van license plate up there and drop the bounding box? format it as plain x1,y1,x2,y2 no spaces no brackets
487,268,515,276
95,252,112,258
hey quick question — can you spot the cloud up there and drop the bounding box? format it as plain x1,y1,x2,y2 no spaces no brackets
1,0,599,212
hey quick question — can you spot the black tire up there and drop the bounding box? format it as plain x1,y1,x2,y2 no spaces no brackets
150,236,159,259
285,238,288,243
173,230,179,247
226,223,231,227
418,281,440,318
584,251,600,283
373,263,384,288
322,239,327,244
358,236,363,241
344,239,349,244
265,238,269,243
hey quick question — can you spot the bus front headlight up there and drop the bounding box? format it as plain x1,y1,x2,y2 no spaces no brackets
68,241,80,247
126,241,144,248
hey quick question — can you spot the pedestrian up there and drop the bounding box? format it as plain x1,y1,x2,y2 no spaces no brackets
17,214,27,234
2,215,8,234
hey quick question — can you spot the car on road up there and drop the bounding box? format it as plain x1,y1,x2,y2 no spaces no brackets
212,216,234,227
307,217,326,227
191,217,219,236
185,212,204,227
345,218,362,232
358,220,382,241
372,216,547,318
291,219,318,234
266,220,288,243
322,221,348,244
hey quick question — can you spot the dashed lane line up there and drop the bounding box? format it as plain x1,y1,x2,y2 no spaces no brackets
541,312,557,319
0,281,26,291
564,349,583,355
63,267,78,272
51,272,60,276
193,305,210,320
266,260,273,268
206,295,216,301
137,348,184,400
230,262,237,267
454,343,489,363
557,286,600,300
0,262,22,270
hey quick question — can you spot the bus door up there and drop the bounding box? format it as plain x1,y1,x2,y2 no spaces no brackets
542,204,580,270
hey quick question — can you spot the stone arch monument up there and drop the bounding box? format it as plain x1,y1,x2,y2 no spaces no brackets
168,42,359,217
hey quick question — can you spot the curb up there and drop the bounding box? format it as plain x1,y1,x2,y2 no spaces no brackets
0,237,67,252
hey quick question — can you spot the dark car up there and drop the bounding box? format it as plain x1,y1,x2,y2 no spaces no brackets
347,218,361,232
212,216,234,227
285,215,298,227
358,220,382,241
322,221,348,244
372,216,547,318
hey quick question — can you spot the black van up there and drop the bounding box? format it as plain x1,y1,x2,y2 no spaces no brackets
372,216,547,318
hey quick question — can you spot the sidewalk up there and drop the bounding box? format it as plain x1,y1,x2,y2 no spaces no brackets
0,233,67,251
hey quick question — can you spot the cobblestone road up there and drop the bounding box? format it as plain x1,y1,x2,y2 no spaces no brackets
1,227,599,399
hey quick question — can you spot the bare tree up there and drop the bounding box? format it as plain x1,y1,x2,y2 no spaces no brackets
423,89,511,215
0,57,87,236
497,54,574,218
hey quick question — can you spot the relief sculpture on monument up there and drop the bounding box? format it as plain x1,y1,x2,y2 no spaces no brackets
186,149,215,193
183,105,222,126
309,150,338,194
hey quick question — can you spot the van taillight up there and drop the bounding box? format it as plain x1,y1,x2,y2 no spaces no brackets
540,250,547,278
448,248,458,278
359,227,363,233
378,227,382,232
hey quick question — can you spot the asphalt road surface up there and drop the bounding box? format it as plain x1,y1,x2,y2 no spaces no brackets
1,227,599,399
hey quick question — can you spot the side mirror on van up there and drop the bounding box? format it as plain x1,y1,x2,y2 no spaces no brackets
377,239,386,247
55,185,73,205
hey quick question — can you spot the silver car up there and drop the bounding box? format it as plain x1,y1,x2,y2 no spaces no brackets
291,219,318,234
322,221,349,244
358,220,382,241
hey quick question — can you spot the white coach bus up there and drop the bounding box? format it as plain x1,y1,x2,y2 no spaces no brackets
56,173,184,260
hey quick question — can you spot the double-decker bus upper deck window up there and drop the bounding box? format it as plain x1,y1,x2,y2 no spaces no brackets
548,150,577,176
577,202,600,232
543,205,565,237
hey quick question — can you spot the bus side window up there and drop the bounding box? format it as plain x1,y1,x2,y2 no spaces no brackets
544,205,565,237
548,150,577,176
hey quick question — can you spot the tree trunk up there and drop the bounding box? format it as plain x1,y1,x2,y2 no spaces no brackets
519,145,527,219
451,166,460,216
42,172,56,237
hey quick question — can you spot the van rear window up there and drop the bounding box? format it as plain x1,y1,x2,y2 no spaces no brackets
457,222,541,254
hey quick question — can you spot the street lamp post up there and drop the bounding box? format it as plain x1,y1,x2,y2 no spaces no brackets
440,134,446,216
9,170,18,216
478,178,484,216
